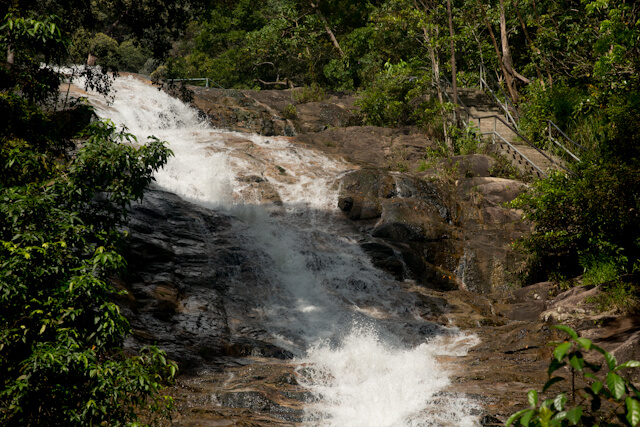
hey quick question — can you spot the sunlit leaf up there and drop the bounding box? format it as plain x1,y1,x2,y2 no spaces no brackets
554,393,567,411
552,325,579,340
626,397,640,426
554,342,572,362
607,372,626,400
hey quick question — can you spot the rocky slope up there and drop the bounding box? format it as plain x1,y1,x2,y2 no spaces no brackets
119,83,640,425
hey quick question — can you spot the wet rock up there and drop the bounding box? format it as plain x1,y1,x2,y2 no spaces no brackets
359,241,405,279
480,414,503,426
244,87,360,134
464,177,528,206
119,186,292,370
335,167,528,293
215,391,304,422
225,337,294,360
168,363,307,426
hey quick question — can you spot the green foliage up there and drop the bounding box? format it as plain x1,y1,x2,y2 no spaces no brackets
508,325,640,427
357,61,433,127
292,83,327,103
519,82,591,148
580,255,623,287
585,280,640,314
511,159,640,283
0,13,68,105
68,30,152,73
282,103,298,120
88,32,119,68
448,123,483,155
0,12,68,60
117,40,152,73
1,61,176,424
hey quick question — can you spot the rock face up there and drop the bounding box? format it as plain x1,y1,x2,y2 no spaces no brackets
190,87,296,136
334,156,529,294
118,83,640,426
183,85,532,295
188,86,360,137
119,187,293,371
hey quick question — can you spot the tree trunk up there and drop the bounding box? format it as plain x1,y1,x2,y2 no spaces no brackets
87,51,98,66
446,0,457,104
310,2,345,57
7,45,14,66
421,26,442,103
499,0,530,86
414,1,442,102
476,0,518,103
513,0,543,82
513,0,553,86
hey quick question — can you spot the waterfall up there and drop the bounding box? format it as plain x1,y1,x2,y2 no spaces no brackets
84,75,480,426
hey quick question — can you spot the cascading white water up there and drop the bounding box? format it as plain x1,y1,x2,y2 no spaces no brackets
83,75,480,426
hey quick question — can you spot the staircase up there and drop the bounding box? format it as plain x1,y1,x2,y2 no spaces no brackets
456,88,562,178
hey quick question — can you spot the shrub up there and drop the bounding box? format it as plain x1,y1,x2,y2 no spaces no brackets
282,103,298,120
88,32,120,69
511,159,640,284
585,280,640,314
292,82,326,103
117,39,151,73
1,119,177,426
508,325,640,427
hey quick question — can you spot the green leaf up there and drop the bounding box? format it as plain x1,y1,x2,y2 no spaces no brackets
616,360,640,371
554,393,567,411
604,351,618,371
569,354,585,371
551,411,567,425
591,381,603,394
506,409,533,426
528,389,539,407
553,325,579,340
554,342,572,362
607,372,626,400
576,337,592,350
544,376,565,392
566,406,583,424
520,408,535,426
626,397,640,426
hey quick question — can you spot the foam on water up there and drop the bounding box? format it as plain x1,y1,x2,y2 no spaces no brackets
298,326,480,426
83,75,481,425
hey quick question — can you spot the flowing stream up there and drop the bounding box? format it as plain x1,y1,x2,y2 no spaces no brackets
83,75,480,426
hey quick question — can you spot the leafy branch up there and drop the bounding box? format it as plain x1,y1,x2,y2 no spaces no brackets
507,325,640,427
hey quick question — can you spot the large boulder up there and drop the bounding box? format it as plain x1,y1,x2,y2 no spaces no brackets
336,165,530,294
298,126,439,170
190,87,296,136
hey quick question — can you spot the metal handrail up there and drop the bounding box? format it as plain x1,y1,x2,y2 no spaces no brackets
435,75,572,176
479,64,519,127
548,120,587,152
485,131,547,177
168,78,224,89
476,65,583,164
